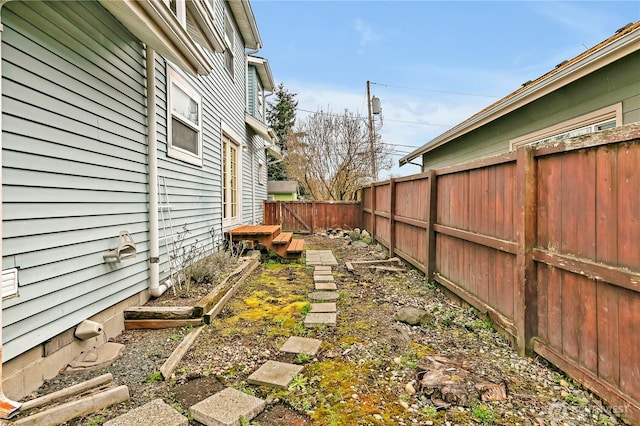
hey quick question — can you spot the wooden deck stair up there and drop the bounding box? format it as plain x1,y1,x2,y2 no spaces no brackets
229,225,304,259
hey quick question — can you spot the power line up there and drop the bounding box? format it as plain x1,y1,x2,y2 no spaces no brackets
370,81,500,99
385,118,452,128
297,108,452,128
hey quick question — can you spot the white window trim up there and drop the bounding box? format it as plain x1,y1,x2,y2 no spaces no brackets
223,11,235,78
167,66,203,166
510,103,622,150
258,160,265,185
222,124,242,228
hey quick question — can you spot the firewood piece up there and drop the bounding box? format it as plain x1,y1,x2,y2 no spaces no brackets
20,373,113,411
124,306,194,320
160,326,205,379
124,318,203,329
12,385,129,426
369,265,406,273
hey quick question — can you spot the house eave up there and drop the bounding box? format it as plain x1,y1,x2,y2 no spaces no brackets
248,56,274,92
227,0,261,50
246,114,282,160
99,0,214,76
399,23,640,166
186,0,225,53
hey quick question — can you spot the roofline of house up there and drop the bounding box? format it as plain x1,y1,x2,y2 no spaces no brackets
399,23,640,167
248,55,275,92
227,0,262,50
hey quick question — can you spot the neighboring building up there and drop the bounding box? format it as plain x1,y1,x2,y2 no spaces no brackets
400,22,640,171
0,0,274,401
268,180,299,201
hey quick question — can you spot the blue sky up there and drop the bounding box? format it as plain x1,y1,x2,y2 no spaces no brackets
251,1,640,178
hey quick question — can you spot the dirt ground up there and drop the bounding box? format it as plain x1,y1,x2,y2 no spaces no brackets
22,235,624,425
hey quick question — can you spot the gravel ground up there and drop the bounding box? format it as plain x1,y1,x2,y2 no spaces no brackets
19,235,625,426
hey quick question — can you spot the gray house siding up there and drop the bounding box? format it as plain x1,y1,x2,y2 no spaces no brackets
1,1,149,361
154,0,252,277
422,52,640,171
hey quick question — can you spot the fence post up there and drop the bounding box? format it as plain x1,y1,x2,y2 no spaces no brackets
370,183,376,243
389,178,396,256
425,170,437,280
515,146,538,356
311,201,316,234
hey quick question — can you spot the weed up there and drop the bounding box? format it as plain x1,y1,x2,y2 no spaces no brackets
145,371,163,384
598,414,614,425
288,374,309,393
234,381,257,396
301,303,312,316
239,416,250,426
471,403,496,425
170,333,182,341
294,352,312,364
470,319,494,331
564,394,588,405
420,405,438,419
292,321,308,336
338,290,346,301
85,416,105,426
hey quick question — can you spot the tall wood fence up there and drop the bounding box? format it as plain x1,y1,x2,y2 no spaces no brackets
361,124,640,423
263,200,361,233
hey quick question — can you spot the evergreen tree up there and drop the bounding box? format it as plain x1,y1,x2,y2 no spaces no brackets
266,83,297,180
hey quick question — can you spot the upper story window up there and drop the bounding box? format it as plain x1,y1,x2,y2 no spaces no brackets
224,11,235,78
510,103,622,150
168,0,187,27
167,67,203,166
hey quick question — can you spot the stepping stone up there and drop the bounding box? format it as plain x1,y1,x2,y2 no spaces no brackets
310,302,336,313
306,250,338,266
247,361,304,388
190,387,265,426
304,312,337,327
105,398,187,426
280,336,322,355
314,266,332,272
315,282,337,290
308,291,339,302
314,273,334,281
314,269,332,275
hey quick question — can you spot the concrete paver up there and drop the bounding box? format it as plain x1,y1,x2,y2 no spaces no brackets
189,387,265,426
280,336,322,355
310,302,336,313
313,274,334,282
304,312,337,327
308,291,339,302
105,398,187,426
247,361,304,388
315,282,337,290
314,266,332,273
306,250,338,266
313,269,332,275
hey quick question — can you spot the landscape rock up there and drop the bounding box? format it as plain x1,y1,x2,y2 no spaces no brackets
394,306,430,326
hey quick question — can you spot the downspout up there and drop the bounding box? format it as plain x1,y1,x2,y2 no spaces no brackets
146,47,168,298
251,142,255,223
0,6,22,418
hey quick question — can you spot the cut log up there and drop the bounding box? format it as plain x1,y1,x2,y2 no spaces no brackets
124,318,203,329
20,373,113,411
345,262,354,272
12,385,129,426
369,265,406,273
160,326,205,379
350,257,401,266
124,306,194,320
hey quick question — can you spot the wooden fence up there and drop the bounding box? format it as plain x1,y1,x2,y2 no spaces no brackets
361,123,640,423
263,200,361,233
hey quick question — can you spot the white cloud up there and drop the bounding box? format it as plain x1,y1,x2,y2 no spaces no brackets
354,18,379,49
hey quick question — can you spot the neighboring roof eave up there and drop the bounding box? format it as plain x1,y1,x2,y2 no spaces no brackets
227,0,261,50
248,56,275,91
246,114,282,160
99,0,214,76
399,22,640,166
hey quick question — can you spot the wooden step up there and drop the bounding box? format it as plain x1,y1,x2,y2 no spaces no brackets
272,232,293,245
286,238,305,254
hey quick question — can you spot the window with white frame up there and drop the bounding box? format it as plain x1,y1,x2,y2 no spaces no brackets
510,103,622,150
168,0,186,27
167,67,203,166
223,134,239,221
258,161,265,185
224,11,234,78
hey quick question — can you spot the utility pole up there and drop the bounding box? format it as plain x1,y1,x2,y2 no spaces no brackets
366,80,377,182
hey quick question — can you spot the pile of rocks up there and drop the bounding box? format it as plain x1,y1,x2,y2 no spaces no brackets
322,227,372,247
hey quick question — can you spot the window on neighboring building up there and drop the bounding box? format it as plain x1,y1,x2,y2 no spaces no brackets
224,12,234,78
510,103,622,150
167,67,203,166
223,134,239,221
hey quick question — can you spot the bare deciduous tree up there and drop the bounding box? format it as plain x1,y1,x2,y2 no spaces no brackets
285,109,391,201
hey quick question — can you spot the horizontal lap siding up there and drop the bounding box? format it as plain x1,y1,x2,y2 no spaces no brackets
536,142,640,403
155,1,247,276
2,1,148,360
